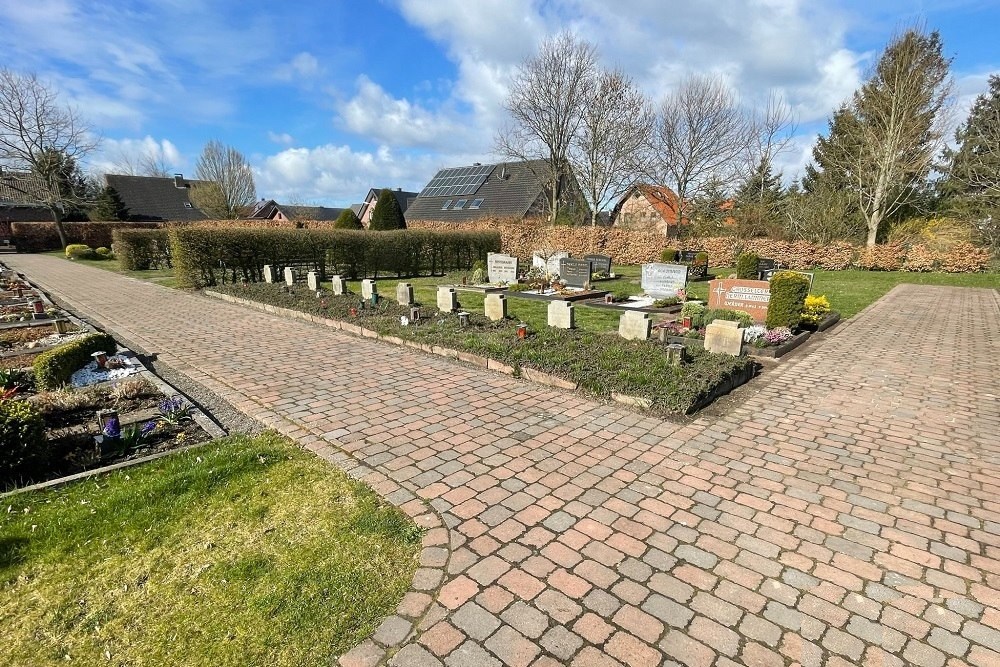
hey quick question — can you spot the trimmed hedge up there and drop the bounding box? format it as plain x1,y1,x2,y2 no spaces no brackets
735,252,759,279
12,221,163,252
33,332,117,390
766,271,810,329
113,228,172,270
170,227,502,288
0,399,47,484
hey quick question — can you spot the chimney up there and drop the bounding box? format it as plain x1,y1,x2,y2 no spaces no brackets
174,173,184,188
396,187,402,191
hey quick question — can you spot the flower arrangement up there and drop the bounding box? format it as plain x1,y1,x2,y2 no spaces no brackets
760,327,794,346
801,294,831,326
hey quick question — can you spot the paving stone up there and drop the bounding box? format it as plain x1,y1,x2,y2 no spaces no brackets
485,625,540,667
445,641,502,667
539,626,584,661
452,602,501,640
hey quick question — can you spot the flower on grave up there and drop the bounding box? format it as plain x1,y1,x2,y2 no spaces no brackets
743,325,767,344
102,416,122,439
676,288,687,302
761,327,793,346
141,420,157,436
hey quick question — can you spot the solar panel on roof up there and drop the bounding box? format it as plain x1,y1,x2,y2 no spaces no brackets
419,163,494,198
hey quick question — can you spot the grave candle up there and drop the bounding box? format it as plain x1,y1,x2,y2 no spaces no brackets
517,324,528,339
91,351,108,369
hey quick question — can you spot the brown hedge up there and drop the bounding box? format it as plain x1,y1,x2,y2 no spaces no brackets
12,222,163,252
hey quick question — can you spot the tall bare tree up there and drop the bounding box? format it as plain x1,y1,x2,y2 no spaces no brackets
809,28,952,246
0,69,98,247
643,74,751,229
497,32,597,223
113,146,171,177
192,140,256,219
569,69,653,226
742,93,796,201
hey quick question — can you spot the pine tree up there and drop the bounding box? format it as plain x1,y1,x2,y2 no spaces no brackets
941,74,1000,216
90,186,130,221
333,207,363,230
368,188,406,230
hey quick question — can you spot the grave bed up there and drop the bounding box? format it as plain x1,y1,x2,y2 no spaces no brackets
441,283,507,294
501,288,609,302
801,311,841,333
660,334,705,350
742,330,812,359
585,299,683,315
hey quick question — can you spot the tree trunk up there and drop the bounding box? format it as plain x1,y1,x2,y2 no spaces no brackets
50,208,69,249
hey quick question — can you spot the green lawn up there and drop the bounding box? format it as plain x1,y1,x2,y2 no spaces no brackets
0,432,421,667
43,250,179,288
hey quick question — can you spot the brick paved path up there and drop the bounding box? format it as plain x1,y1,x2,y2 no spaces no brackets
8,254,1000,667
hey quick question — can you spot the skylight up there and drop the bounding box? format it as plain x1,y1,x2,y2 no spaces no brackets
454,199,468,210
470,199,484,210
441,199,453,210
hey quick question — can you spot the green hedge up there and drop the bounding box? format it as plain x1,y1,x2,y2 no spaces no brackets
33,332,117,390
766,271,810,329
113,228,172,270
0,399,47,484
170,228,502,288
12,222,162,252
735,252,759,280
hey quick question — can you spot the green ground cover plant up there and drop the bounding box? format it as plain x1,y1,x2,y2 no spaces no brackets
0,432,421,667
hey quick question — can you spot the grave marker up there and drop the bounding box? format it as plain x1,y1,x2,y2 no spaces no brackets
618,311,652,341
487,253,519,284
757,258,777,277
532,251,569,276
547,300,575,329
396,282,414,306
707,279,770,322
641,263,688,298
307,271,320,291
361,279,377,300
680,249,709,278
704,320,744,356
764,269,815,289
437,286,457,313
484,293,507,321
263,265,278,284
584,254,612,276
559,258,593,288
284,267,297,286
331,275,346,295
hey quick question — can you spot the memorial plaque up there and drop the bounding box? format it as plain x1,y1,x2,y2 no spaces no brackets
584,254,612,276
532,251,569,276
559,258,593,288
680,249,709,278
641,263,688,298
757,258,776,276
708,279,771,322
487,253,519,284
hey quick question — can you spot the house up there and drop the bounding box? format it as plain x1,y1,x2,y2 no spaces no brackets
0,170,53,223
405,159,587,222
104,173,210,221
356,188,418,227
247,199,344,222
611,184,680,235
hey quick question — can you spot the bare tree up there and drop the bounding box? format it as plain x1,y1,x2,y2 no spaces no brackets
0,68,98,247
643,74,751,229
113,146,171,177
497,32,597,223
811,28,952,246
192,140,256,219
570,69,653,226
742,93,796,200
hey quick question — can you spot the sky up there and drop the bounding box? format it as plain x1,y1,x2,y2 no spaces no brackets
2,0,998,208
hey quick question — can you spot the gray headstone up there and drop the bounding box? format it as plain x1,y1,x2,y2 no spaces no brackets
704,320,743,356
618,311,652,341
559,258,593,288
263,265,277,284
437,286,457,313
487,253,519,284
532,251,569,276
641,263,688,298
396,282,414,306
584,254,612,276
484,293,507,321
307,271,320,291
331,275,345,295
284,266,297,286
361,279,377,300
547,300,575,329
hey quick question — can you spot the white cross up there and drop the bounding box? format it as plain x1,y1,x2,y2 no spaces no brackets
713,285,728,299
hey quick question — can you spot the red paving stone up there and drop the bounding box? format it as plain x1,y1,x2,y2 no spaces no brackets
9,253,1000,667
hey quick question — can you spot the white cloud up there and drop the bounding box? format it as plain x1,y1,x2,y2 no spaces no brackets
268,131,295,146
90,136,184,176
274,52,322,82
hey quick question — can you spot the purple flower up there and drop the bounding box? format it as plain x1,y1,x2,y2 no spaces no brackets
102,417,121,439
141,420,157,435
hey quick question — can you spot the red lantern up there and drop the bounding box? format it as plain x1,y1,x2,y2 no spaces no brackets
516,324,528,340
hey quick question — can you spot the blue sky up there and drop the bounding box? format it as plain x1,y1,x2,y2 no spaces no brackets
2,0,998,207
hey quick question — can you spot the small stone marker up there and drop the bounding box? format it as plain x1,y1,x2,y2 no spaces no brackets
487,253,519,284
307,271,320,291
757,258,777,277
641,263,688,298
708,279,770,323
618,311,652,341
704,320,744,356
361,279,377,301
284,267,297,286
559,258,593,288
484,293,507,321
584,254,612,276
396,282,414,306
331,275,345,295
263,265,277,283
437,286,457,313
532,251,569,276
547,300,575,329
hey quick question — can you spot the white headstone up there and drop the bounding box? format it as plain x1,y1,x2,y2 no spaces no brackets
487,253,519,284
547,300,575,329
361,279,377,300
484,293,507,321
533,251,569,276
437,286,457,313
618,311,652,341
263,265,277,284
284,267,297,286
704,320,744,356
641,263,688,298
396,282,414,306
331,275,345,295
307,271,320,291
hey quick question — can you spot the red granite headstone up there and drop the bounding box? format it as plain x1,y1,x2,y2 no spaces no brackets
707,279,771,322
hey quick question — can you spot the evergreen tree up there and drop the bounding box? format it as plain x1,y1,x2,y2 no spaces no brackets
333,207,363,230
90,186,130,221
941,74,1000,216
368,188,406,230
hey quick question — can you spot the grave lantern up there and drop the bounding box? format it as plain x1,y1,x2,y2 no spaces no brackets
517,323,528,340
666,343,686,366
604,294,614,304
349,306,358,317
316,290,322,298
410,306,420,322
682,316,692,328
31,298,45,315
91,350,108,369
16,286,24,298
458,312,470,327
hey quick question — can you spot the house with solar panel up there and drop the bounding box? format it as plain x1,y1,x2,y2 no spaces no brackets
405,159,588,223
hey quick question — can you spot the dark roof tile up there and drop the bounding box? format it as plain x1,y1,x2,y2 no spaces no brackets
104,174,210,221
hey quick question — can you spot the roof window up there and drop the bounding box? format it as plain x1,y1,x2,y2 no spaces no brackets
454,199,468,210
441,199,453,210
470,198,484,210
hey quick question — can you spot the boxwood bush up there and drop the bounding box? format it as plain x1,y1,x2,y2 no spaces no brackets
735,252,759,279
113,229,172,270
766,271,810,329
0,399,47,484
33,332,117,390
170,228,501,288
64,244,94,260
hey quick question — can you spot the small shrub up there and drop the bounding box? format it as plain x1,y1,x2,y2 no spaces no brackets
0,399,48,482
703,309,754,328
506,283,532,292
369,188,406,230
110,377,156,402
766,271,810,329
735,252,760,279
660,248,678,262
94,246,113,259
801,294,831,326
680,302,706,319
33,332,117,390
65,243,95,260
612,289,633,303
333,208,363,230
653,297,681,308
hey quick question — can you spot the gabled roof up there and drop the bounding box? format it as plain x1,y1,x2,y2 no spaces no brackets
364,188,419,212
104,174,210,221
0,170,52,204
613,184,680,225
406,160,550,221
281,205,344,221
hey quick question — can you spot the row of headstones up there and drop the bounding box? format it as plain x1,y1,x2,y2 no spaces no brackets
487,252,613,287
